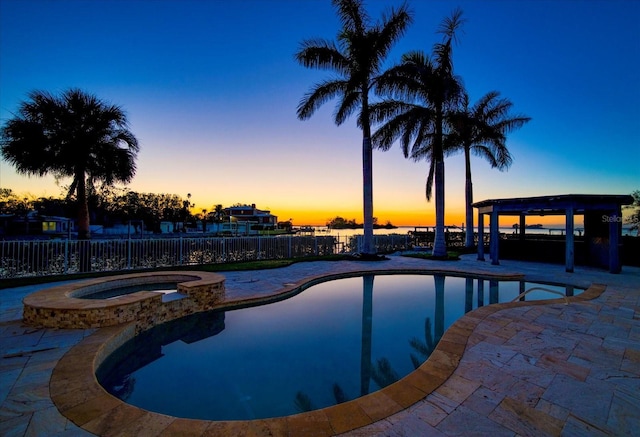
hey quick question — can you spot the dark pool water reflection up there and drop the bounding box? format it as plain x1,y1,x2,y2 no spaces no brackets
97,274,581,421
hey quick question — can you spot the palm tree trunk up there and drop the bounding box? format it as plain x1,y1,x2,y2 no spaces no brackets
433,105,447,258
76,172,91,272
77,174,91,240
464,146,474,248
361,86,374,256
433,160,447,257
362,136,374,255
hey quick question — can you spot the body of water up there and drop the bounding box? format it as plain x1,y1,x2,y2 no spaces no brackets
305,225,637,238
97,273,581,421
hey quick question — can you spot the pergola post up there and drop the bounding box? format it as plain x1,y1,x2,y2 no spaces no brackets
519,214,526,241
472,194,633,274
565,206,574,273
609,207,621,273
477,212,485,261
490,210,499,265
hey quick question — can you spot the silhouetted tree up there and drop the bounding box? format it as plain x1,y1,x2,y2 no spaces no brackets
0,89,139,242
625,190,640,236
371,9,465,257
447,91,530,247
296,0,412,256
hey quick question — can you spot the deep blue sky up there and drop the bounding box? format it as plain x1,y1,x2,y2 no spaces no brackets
1,0,638,225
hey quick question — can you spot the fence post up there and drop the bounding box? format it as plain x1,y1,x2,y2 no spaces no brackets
127,233,132,269
179,234,183,265
64,239,69,274
288,236,292,258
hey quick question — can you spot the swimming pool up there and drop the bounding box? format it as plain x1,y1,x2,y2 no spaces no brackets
96,273,581,421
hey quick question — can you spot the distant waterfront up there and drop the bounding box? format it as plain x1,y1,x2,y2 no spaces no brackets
303,225,637,238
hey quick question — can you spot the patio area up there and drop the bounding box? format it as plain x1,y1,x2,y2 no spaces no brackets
2,254,639,436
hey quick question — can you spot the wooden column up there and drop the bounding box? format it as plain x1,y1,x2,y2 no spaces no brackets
477,212,485,261
609,207,621,273
565,207,574,273
519,214,526,241
490,210,500,265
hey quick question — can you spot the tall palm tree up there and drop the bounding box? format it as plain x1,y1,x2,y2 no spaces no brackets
447,91,530,248
295,0,412,256
372,9,465,257
623,190,639,236
1,89,139,241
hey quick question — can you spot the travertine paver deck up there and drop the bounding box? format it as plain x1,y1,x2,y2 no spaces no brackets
1,254,639,436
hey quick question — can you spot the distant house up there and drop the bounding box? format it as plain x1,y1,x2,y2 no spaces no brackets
223,204,278,231
159,221,174,234
42,216,74,236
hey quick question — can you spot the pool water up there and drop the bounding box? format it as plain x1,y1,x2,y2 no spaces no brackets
82,282,179,300
96,274,581,421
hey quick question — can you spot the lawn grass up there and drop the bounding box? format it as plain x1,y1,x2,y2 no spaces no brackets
0,254,355,290
401,251,461,261
0,251,463,290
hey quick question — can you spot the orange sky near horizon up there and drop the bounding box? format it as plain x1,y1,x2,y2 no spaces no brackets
248,203,581,228
276,207,444,227
0,173,611,229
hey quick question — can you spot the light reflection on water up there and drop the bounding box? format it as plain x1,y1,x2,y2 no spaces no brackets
97,274,581,421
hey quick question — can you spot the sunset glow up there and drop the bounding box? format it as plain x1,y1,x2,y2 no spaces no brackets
1,1,638,227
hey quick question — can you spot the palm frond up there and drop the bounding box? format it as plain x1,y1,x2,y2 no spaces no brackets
437,7,465,44
372,2,413,62
296,79,349,120
471,144,500,168
295,40,350,76
338,89,362,126
334,0,368,35
425,159,435,201
370,105,414,151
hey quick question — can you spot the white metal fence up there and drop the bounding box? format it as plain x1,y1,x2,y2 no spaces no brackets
0,234,412,278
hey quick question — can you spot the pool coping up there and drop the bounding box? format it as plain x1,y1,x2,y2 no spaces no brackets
22,271,226,329
48,269,606,436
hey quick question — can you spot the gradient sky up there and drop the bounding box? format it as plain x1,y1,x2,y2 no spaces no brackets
1,0,639,226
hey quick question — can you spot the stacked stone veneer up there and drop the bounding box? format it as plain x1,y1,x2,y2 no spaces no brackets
22,271,225,332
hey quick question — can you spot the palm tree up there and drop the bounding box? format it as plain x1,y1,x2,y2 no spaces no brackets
295,0,412,256
0,89,139,241
447,91,530,248
213,204,225,223
624,190,639,236
371,9,465,257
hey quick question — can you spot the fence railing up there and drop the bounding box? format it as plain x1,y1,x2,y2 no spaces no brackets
0,234,413,278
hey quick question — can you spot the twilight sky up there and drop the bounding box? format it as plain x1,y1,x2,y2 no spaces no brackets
1,0,639,226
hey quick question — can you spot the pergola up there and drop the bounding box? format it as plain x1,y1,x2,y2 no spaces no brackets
472,194,634,273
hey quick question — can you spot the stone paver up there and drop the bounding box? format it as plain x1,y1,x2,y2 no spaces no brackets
1,254,639,436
